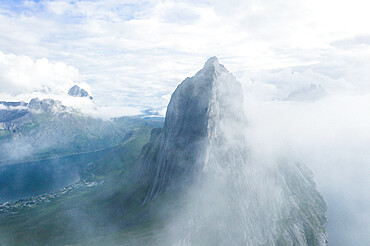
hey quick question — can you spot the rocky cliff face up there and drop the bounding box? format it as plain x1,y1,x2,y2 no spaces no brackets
139,57,327,245
142,57,246,200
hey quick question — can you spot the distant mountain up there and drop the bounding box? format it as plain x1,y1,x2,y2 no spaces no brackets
68,85,93,99
28,97,67,112
0,101,28,124
0,97,163,164
284,84,328,102
0,101,27,107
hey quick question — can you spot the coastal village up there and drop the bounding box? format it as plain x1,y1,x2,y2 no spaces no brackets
0,178,101,214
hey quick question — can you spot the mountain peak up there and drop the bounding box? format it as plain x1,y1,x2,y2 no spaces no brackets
204,56,219,68
68,85,92,99
137,58,327,245
201,56,228,75
142,57,244,202
28,98,66,112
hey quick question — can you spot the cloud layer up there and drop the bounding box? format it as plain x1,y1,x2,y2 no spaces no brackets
0,51,81,97
0,0,369,112
243,94,370,246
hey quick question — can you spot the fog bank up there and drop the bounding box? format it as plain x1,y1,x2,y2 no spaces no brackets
243,92,370,246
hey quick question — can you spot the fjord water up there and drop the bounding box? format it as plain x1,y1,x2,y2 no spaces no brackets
0,148,112,203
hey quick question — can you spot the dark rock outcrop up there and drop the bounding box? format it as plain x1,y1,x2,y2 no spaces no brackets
68,85,93,99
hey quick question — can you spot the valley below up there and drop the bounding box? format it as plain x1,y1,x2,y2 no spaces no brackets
0,147,113,203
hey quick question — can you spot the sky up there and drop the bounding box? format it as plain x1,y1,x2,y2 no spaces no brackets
1,0,370,115
0,0,369,245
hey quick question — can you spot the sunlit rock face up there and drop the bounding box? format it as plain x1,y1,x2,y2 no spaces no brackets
141,57,327,245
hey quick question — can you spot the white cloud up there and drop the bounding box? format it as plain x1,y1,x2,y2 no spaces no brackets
1,0,369,111
45,0,74,15
244,94,370,246
0,51,81,96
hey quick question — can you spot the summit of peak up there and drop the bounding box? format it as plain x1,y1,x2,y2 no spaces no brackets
202,56,229,74
203,56,219,68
